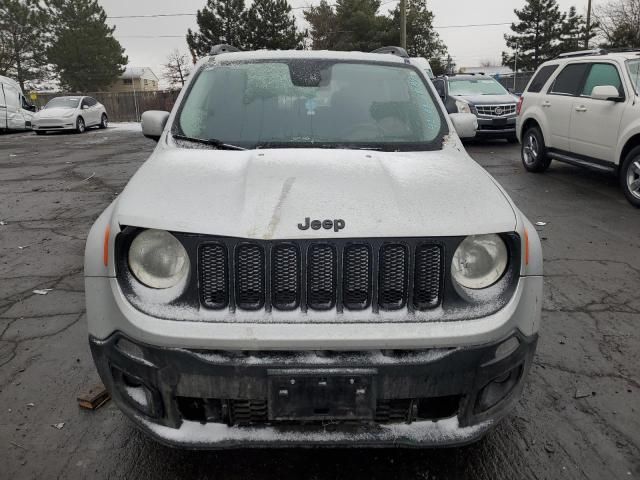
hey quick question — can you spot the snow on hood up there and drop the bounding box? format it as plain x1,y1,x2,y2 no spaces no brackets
114,145,517,239
35,107,76,119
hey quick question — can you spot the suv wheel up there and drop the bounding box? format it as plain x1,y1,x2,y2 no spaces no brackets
620,146,640,208
521,127,551,173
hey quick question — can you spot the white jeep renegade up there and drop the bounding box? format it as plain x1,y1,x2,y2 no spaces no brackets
517,49,640,207
85,46,543,448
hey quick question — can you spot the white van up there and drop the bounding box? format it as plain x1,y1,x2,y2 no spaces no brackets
0,75,36,131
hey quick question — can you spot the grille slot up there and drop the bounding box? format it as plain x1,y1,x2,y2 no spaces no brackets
343,244,372,310
378,244,409,310
306,244,337,310
199,244,228,309
413,244,442,310
271,244,300,310
235,244,265,310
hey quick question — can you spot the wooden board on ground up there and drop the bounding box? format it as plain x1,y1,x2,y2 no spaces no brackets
77,383,110,410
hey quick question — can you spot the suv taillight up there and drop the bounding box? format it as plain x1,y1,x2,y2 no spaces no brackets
516,96,524,116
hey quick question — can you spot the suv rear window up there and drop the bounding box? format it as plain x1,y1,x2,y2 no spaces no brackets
527,65,558,93
549,63,590,96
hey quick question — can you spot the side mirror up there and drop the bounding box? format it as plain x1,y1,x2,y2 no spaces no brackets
82,105,89,110
433,79,447,100
141,110,170,141
591,85,623,102
449,113,478,139
29,104,37,112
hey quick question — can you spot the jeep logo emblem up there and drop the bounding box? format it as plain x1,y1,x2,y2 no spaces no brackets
298,217,345,232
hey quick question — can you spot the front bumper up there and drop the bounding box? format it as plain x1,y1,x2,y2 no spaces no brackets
475,116,517,137
32,119,76,131
90,331,537,448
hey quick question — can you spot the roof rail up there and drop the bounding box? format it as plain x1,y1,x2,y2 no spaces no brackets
556,48,607,59
604,47,640,53
371,46,409,58
210,44,241,56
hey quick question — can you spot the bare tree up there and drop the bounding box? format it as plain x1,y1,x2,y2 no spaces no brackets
594,0,640,47
163,49,190,90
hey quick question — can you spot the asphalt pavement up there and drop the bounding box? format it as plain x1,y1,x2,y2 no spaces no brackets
0,126,638,480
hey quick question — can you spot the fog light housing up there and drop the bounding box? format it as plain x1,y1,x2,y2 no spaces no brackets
111,366,162,418
475,365,523,413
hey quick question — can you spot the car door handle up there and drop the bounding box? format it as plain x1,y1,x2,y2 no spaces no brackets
575,106,588,112
542,101,551,108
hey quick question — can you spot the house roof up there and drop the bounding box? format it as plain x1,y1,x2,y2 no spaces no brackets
120,67,159,82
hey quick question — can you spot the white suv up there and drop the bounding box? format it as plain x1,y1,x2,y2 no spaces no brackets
517,49,640,207
85,46,542,448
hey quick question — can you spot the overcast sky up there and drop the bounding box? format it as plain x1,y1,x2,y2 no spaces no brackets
100,0,591,84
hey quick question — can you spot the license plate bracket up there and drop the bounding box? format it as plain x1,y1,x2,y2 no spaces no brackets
267,368,377,421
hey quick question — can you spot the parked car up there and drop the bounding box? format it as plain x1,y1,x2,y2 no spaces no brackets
0,75,36,131
85,45,543,449
433,74,520,142
32,96,108,134
517,49,640,208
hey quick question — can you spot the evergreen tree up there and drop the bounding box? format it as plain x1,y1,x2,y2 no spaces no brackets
388,0,448,61
332,0,391,52
0,0,49,91
186,0,247,58
502,0,565,71
303,0,337,50
558,6,595,52
46,0,127,92
243,0,304,50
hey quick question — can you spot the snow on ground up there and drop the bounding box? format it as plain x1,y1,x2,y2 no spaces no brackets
109,122,142,132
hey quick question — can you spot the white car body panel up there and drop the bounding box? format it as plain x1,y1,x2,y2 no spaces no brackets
0,75,34,131
114,145,517,241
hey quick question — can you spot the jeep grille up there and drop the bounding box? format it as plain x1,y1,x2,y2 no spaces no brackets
199,239,443,313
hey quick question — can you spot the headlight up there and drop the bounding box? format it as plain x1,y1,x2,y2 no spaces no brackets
451,234,508,289
128,229,189,289
455,100,472,114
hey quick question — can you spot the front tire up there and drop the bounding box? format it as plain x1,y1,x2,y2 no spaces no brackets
99,113,108,129
620,146,640,208
76,117,86,134
521,127,551,173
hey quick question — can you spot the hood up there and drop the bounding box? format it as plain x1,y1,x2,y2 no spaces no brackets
35,107,76,119
452,94,518,106
114,146,516,239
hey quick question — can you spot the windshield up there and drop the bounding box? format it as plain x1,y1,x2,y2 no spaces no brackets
44,97,81,109
175,59,446,151
627,59,640,94
448,77,509,96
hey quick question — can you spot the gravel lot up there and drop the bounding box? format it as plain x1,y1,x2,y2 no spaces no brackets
1,126,638,480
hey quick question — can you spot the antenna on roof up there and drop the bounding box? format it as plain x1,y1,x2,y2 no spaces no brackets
371,46,409,59
210,44,241,56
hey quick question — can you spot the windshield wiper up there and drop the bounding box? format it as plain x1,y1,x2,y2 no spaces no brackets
172,134,246,151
